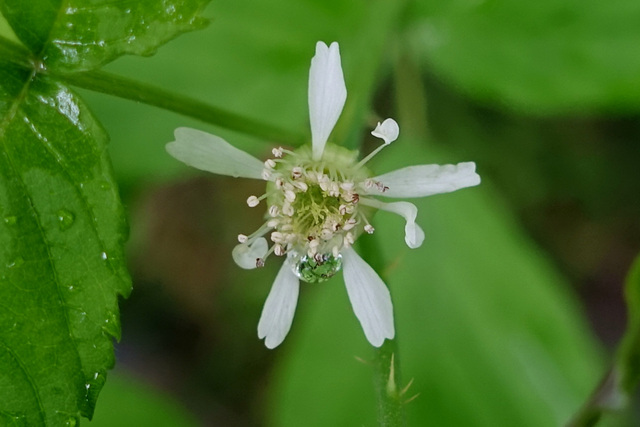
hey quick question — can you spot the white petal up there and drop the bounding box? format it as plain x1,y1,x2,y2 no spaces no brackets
232,238,268,269
371,118,399,144
359,198,425,248
368,162,481,198
308,41,347,160
167,127,265,179
258,259,300,349
342,248,394,347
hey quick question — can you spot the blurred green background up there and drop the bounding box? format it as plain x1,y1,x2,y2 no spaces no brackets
12,0,635,425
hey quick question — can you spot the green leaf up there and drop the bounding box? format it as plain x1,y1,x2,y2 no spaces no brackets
267,142,602,426
0,0,211,72
407,0,640,113
0,58,130,424
617,255,640,393
88,373,198,427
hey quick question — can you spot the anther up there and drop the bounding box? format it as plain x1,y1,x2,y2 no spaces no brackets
247,196,260,207
256,258,265,268
268,205,280,217
284,190,296,203
364,224,375,234
341,181,355,191
272,147,283,158
282,203,294,216
343,218,357,231
291,167,303,179
274,244,285,256
271,232,285,243
294,181,308,192
264,159,276,169
237,234,248,243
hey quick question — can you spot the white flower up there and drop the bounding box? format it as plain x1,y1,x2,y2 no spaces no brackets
166,41,481,349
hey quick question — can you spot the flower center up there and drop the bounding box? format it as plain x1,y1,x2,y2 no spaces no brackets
239,143,379,281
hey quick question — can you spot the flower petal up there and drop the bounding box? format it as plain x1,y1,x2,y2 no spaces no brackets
371,118,399,144
167,127,265,179
342,248,394,347
308,41,347,160
258,258,300,349
232,238,269,269
367,162,481,198
359,198,425,248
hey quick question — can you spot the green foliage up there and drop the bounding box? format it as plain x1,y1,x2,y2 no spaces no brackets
406,0,640,113
1,0,638,425
88,373,198,427
266,143,602,426
0,0,210,72
0,0,210,424
618,255,640,393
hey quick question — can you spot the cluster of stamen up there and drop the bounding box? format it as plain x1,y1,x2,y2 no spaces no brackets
239,145,382,269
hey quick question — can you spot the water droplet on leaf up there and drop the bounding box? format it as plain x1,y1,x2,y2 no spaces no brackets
293,253,342,283
102,311,121,340
57,209,75,230
4,216,17,226
7,257,24,269
100,252,108,260
83,371,107,415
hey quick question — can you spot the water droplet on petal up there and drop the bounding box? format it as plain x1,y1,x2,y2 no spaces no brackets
57,209,75,231
293,253,342,283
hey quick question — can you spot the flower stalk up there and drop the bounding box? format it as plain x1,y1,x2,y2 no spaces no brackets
58,69,307,147
358,235,407,426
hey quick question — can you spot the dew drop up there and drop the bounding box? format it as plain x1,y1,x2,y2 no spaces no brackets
84,371,107,411
57,209,75,231
293,253,342,283
4,216,17,226
100,252,108,260
7,257,24,269
102,311,120,340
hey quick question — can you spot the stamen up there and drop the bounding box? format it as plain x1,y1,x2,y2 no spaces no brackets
269,205,280,217
272,147,283,158
364,224,375,234
256,258,265,268
237,234,248,243
356,140,392,169
282,203,294,216
247,195,260,207
284,190,296,203
291,167,303,179
264,159,276,169
293,181,308,192
343,218,357,231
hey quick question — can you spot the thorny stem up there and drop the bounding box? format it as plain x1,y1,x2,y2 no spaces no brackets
358,236,407,427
